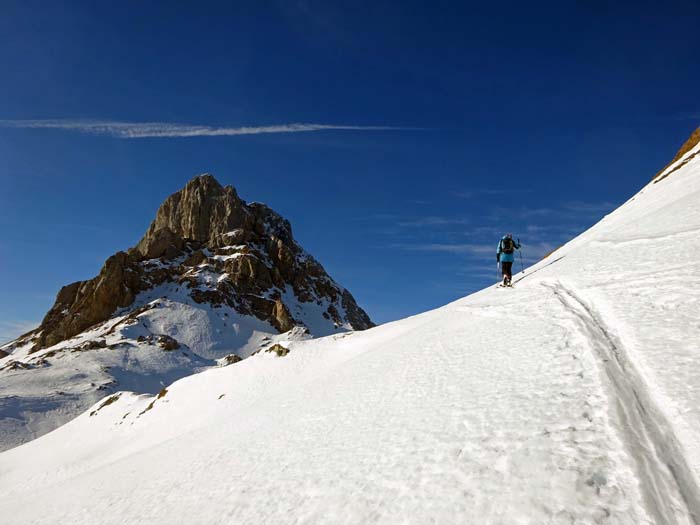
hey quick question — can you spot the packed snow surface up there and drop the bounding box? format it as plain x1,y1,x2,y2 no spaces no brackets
1,145,700,523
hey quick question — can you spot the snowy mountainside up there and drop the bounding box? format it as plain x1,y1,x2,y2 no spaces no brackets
0,174,372,452
2,131,700,523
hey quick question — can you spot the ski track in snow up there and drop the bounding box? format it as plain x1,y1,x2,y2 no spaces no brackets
546,281,699,524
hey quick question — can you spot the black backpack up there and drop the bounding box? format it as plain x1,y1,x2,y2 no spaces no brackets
501,237,514,254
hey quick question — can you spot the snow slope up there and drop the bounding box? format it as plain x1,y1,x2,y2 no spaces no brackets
1,142,700,523
0,281,310,452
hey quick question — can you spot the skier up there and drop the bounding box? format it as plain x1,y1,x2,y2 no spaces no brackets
496,233,521,286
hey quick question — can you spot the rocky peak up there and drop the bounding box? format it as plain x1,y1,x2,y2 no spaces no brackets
136,174,249,257
135,174,296,260
29,174,373,351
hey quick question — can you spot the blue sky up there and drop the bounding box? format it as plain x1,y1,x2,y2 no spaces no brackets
1,1,698,341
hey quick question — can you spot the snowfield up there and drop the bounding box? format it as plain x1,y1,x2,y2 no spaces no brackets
0,239,351,452
0,284,310,452
1,140,700,524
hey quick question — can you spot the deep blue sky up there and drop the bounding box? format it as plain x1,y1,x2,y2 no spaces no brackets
1,1,698,341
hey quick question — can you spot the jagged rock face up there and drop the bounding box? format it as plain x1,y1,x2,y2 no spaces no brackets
33,174,373,351
135,176,302,265
37,251,149,348
137,175,261,253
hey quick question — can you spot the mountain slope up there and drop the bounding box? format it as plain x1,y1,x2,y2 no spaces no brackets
2,132,700,523
0,174,372,452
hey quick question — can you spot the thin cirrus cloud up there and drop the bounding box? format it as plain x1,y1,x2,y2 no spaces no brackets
0,119,412,139
390,240,557,262
390,242,495,255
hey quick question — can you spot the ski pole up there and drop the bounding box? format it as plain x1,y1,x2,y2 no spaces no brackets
518,238,524,274
497,261,500,282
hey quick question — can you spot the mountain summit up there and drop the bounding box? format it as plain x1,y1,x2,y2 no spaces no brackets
35,174,371,350
0,174,372,450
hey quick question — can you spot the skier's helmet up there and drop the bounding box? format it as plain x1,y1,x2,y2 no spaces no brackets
506,233,513,239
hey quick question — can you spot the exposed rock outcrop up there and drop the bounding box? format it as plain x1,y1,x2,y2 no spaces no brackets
265,344,290,357
32,174,373,351
37,251,150,349
220,354,243,366
653,127,700,183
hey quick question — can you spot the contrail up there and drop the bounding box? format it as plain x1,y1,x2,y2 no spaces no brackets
0,119,411,138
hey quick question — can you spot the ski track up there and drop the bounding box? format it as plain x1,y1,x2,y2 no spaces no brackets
545,281,699,525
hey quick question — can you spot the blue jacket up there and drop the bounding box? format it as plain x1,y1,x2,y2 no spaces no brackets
497,236,521,263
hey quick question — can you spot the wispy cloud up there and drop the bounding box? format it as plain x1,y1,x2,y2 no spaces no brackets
0,320,38,346
390,239,557,263
0,119,413,139
390,242,494,255
489,201,617,220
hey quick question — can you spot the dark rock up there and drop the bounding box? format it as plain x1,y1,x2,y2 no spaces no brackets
183,249,208,267
80,339,108,350
2,361,31,371
156,335,180,351
221,354,242,366
191,289,227,306
265,344,290,357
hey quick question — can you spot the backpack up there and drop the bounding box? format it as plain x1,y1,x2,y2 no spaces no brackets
501,237,514,254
